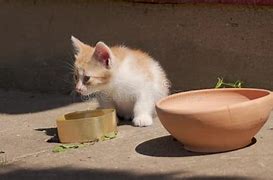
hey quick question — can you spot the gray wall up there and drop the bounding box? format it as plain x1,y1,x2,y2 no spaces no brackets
1,0,273,94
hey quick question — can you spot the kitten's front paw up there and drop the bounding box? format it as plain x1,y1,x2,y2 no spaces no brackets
133,115,153,127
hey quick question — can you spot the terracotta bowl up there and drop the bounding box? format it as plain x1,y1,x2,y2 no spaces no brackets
156,88,273,153
56,109,117,143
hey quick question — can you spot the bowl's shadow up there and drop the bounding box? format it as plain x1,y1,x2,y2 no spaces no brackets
35,128,60,143
135,135,257,157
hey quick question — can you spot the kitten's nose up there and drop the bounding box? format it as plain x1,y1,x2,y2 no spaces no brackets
75,87,82,93
75,82,88,94
75,82,83,93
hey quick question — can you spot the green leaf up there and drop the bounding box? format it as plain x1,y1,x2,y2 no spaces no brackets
105,132,117,139
215,77,224,88
52,146,67,153
52,144,85,153
100,131,118,141
214,77,243,88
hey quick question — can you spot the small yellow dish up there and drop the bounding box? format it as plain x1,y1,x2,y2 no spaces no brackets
56,109,117,143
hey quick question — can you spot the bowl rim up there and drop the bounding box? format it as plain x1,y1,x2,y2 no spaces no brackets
156,88,273,114
56,108,115,122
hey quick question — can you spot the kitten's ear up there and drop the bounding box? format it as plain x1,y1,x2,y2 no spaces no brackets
93,41,112,69
71,36,85,54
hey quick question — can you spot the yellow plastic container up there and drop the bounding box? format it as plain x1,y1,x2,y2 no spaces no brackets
56,109,117,143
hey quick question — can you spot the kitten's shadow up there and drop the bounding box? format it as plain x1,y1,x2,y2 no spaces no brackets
118,120,132,126
117,115,134,126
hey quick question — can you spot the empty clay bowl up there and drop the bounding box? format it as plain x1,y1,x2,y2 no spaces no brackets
156,88,273,153
56,109,117,143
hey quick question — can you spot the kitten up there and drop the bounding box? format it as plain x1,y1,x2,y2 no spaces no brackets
71,36,170,127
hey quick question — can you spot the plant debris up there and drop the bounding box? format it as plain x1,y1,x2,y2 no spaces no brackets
100,131,118,141
0,155,7,166
215,77,243,88
52,144,85,153
0,151,4,154
52,131,118,153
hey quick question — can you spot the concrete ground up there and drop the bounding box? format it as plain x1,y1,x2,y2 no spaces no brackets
0,90,273,180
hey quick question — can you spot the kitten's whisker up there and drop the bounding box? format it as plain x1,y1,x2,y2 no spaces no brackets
64,64,75,72
64,61,75,70
66,70,76,75
61,77,75,85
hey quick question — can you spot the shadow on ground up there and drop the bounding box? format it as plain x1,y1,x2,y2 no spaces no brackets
35,128,59,143
135,135,206,157
0,167,254,180
135,136,257,157
0,90,82,114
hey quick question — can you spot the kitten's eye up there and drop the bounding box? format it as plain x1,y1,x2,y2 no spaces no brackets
83,76,90,84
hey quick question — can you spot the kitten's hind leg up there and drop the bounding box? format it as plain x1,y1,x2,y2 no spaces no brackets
133,94,154,127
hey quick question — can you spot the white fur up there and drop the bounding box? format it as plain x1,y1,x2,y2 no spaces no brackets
97,54,169,127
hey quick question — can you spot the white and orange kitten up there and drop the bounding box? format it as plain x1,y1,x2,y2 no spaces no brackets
71,36,170,127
